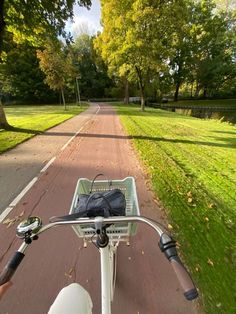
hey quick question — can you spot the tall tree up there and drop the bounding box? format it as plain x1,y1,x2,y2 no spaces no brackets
168,1,192,101
71,33,113,99
96,0,186,110
0,41,57,103
0,0,91,129
188,0,236,98
37,40,73,110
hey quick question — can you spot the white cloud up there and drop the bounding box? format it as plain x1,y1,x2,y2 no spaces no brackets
66,0,102,37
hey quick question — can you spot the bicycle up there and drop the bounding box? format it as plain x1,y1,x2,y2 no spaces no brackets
0,177,198,314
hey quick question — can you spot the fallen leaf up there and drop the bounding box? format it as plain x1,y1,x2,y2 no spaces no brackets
208,203,215,209
2,218,12,225
188,197,193,203
3,212,26,228
153,199,159,205
205,217,209,222
195,264,201,272
168,224,173,230
65,272,72,279
65,267,74,279
207,258,214,266
187,191,192,197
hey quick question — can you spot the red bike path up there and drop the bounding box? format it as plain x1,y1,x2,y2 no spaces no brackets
0,103,199,313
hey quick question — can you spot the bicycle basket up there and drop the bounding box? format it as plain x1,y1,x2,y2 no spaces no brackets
69,177,140,242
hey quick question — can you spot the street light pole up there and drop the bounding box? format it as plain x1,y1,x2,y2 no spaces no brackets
76,76,81,107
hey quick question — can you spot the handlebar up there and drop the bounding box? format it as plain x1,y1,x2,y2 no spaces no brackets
159,233,198,300
0,252,25,286
0,215,198,300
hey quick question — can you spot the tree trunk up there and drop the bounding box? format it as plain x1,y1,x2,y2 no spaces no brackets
0,98,10,129
174,82,180,102
0,0,6,58
203,86,207,99
135,66,145,112
194,82,200,99
61,88,66,110
75,81,78,105
190,82,194,98
140,92,145,112
124,78,129,104
0,0,9,129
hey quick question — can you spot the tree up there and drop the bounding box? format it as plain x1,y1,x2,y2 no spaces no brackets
0,0,92,129
0,41,57,103
167,1,193,101
188,0,236,98
96,0,188,110
0,0,92,55
95,0,157,110
71,33,113,99
37,40,73,110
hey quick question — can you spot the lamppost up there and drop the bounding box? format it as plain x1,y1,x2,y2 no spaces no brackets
76,76,81,106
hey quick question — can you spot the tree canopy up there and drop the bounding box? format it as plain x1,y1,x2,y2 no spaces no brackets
95,0,236,109
1,0,236,127
0,0,92,129
0,0,91,54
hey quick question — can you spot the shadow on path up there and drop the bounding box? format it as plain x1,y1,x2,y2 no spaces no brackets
76,132,236,149
2,126,43,135
3,128,235,149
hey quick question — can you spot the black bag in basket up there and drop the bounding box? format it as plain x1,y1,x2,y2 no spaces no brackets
49,174,126,223
75,189,126,218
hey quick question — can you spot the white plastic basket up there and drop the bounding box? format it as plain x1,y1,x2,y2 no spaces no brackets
69,177,140,242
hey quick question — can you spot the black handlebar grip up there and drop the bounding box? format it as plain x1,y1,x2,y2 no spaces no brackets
159,233,198,301
0,252,25,286
170,255,198,300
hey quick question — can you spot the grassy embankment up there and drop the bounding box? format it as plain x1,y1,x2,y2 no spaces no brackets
167,98,236,107
115,104,236,314
0,104,88,153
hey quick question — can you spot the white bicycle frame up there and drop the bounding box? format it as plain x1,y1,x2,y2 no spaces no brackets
100,244,116,314
15,216,164,314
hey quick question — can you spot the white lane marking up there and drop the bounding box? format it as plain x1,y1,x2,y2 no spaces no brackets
0,206,13,223
0,177,38,222
0,104,100,222
60,105,100,152
40,157,56,173
95,105,100,115
60,135,76,151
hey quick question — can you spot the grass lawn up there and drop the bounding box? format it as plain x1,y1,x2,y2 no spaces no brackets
167,98,236,107
0,104,88,153
115,104,236,314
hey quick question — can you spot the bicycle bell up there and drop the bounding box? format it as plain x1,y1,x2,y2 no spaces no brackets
16,216,42,238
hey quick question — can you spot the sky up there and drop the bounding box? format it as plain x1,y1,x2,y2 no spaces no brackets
66,0,102,38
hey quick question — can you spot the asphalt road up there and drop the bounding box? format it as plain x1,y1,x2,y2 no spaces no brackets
0,103,199,313
0,104,98,216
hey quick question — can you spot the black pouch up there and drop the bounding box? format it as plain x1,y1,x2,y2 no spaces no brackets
49,176,126,222
75,188,126,218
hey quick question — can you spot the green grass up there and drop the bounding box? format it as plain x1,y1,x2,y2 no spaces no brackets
0,104,88,153
115,104,236,314
167,99,236,107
